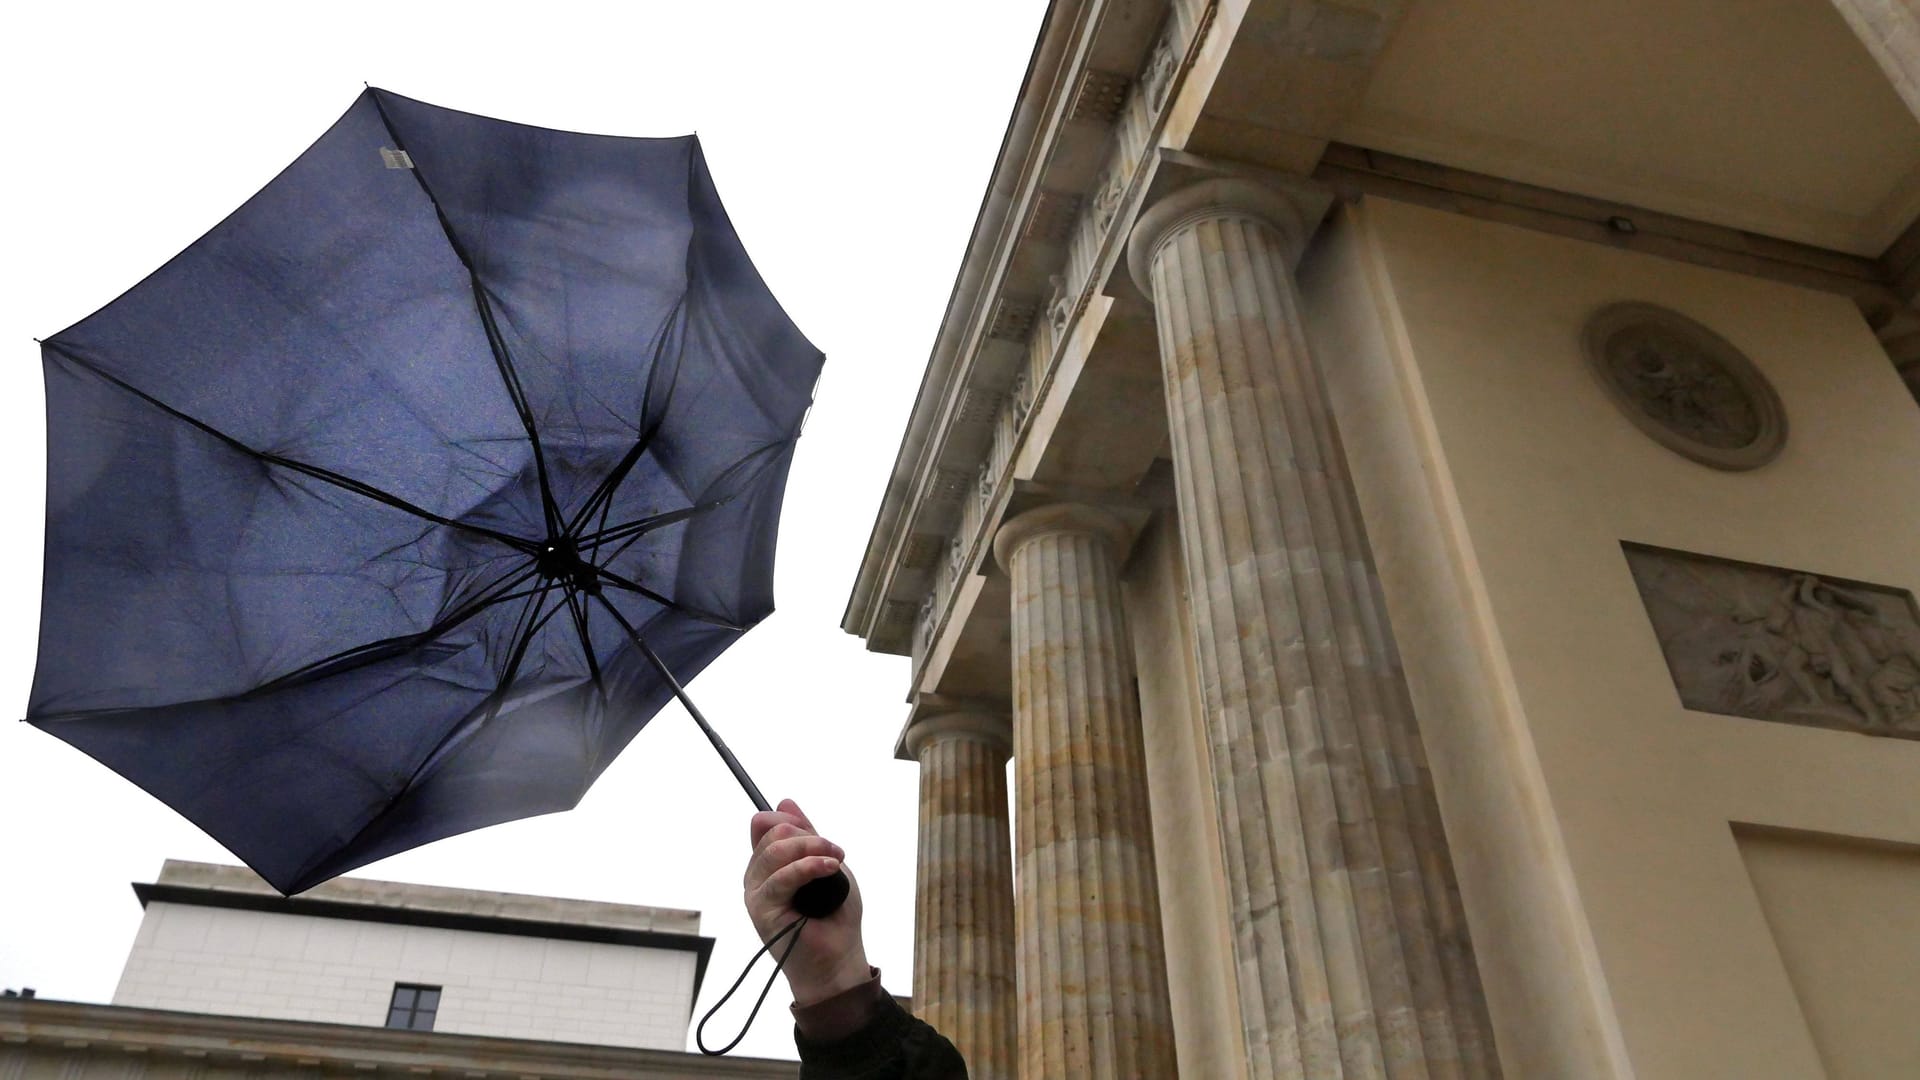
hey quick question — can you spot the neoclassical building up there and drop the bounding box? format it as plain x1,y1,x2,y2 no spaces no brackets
844,1,1920,1077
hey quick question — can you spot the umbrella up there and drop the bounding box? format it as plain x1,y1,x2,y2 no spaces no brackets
28,87,843,914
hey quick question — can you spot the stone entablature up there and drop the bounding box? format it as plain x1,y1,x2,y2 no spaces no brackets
844,0,1212,666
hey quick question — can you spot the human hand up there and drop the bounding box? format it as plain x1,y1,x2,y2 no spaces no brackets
744,798,869,1007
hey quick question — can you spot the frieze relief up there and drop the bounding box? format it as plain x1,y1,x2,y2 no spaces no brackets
1046,274,1073,335
1092,167,1126,232
1144,34,1177,109
916,594,937,657
1625,543,1920,739
1008,371,1032,424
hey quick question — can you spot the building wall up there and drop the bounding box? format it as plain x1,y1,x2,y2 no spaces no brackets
1303,195,1920,1078
1735,825,1920,1079
1121,511,1247,1080
113,901,697,1050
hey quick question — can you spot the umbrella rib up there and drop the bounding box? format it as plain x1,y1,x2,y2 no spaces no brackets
288,579,568,892
563,585,604,688
366,92,564,541
30,559,544,723
573,501,721,552
239,562,544,696
43,342,537,554
573,437,792,553
564,144,703,540
563,585,608,783
398,579,567,790
471,284,564,539
562,293,688,538
570,440,794,611
592,568,745,631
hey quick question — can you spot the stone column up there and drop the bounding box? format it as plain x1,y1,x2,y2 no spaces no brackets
907,710,1016,1080
993,504,1178,1080
1126,179,1498,1079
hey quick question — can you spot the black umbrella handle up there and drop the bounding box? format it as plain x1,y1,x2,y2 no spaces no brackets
617,616,849,919
791,870,851,919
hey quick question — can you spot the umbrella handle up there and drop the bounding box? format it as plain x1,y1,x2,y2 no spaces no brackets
792,870,850,919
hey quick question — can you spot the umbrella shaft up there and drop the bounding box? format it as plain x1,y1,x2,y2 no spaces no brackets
627,630,773,813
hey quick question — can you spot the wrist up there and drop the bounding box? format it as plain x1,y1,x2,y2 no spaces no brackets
788,949,873,1009
790,963,883,1043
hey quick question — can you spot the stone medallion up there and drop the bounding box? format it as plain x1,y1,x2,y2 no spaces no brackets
1582,302,1787,470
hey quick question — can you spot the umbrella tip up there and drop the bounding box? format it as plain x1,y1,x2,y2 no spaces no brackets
30,337,42,345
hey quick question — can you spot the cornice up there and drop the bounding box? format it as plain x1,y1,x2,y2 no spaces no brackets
839,0,1088,647
843,0,1212,662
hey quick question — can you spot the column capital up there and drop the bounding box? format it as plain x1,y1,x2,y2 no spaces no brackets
991,502,1133,576
1126,175,1333,296
903,709,1013,761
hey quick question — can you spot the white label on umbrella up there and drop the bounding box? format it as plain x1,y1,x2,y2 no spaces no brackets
380,148,415,170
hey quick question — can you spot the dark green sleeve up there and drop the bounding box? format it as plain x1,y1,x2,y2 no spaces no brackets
794,992,967,1080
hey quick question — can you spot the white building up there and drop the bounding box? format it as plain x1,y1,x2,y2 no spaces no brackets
1,861,795,1079
113,860,706,1049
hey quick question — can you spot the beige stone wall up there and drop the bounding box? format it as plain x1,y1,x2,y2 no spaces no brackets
1736,826,1920,1079
1300,195,1920,1078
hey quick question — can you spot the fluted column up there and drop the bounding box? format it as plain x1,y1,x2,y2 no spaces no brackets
907,710,1016,1080
993,504,1177,1080
1127,179,1498,1079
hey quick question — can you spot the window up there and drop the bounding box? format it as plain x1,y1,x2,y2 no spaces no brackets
385,983,441,1031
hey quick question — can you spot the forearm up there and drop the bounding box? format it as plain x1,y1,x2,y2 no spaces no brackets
791,969,967,1080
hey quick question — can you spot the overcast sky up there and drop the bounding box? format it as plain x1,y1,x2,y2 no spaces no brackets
0,0,1044,1061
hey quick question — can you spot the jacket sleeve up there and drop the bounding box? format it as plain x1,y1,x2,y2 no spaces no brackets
792,973,967,1080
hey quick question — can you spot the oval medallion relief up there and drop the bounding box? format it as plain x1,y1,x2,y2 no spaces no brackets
1582,302,1787,470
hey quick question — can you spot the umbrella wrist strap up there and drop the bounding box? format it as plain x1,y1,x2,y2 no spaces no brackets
696,914,807,1056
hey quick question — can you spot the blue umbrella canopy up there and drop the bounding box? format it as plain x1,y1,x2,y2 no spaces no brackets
29,88,823,895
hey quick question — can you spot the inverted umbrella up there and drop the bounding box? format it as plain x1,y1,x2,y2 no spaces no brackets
29,88,841,913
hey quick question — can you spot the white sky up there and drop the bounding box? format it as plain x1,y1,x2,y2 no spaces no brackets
0,0,1044,1061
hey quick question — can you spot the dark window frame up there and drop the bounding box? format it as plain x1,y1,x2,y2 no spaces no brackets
385,982,441,1031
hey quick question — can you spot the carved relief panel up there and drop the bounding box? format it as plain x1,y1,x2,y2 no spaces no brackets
1624,543,1920,739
